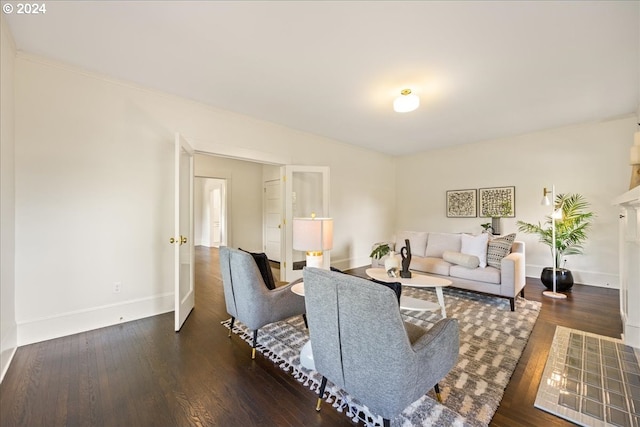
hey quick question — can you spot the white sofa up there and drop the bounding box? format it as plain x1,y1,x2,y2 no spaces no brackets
372,231,526,311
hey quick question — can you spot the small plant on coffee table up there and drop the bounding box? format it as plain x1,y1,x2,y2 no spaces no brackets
369,243,391,259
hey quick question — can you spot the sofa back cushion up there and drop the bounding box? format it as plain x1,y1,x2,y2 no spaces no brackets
487,233,516,269
395,231,429,257
425,232,462,258
460,233,489,268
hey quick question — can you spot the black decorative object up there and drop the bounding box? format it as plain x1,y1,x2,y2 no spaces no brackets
541,267,574,292
400,239,412,278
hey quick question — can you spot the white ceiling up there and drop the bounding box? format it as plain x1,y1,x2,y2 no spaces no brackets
4,1,639,156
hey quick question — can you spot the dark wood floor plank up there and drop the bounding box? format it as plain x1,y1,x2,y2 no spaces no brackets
0,247,622,427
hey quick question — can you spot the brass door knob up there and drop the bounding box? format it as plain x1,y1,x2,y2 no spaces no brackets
180,236,188,245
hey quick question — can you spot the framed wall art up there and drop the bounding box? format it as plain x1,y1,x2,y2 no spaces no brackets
479,186,515,218
446,189,477,218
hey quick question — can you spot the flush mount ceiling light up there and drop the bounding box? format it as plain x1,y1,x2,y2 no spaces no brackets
393,88,420,113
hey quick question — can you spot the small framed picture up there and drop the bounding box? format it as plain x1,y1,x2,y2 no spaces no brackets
446,189,477,218
479,186,515,218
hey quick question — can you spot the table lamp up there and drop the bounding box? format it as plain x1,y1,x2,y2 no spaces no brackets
293,215,333,269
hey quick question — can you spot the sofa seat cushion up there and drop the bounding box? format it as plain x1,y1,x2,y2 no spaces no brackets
425,232,462,258
450,265,501,284
410,257,452,276
396,231,429,257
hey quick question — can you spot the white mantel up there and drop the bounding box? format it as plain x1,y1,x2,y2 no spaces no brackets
613,186,640,348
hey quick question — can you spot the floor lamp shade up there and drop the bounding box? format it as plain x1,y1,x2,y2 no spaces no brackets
293,217,333,269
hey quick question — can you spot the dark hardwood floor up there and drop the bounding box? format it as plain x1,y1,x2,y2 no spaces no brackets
0,247,622,426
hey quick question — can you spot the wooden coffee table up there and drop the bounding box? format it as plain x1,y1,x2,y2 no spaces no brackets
365,268,452,317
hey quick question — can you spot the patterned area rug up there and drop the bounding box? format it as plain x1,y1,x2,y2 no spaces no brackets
222,286,541,426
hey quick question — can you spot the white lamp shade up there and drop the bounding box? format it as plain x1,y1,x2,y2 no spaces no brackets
293,217,333,251
393,91,420,113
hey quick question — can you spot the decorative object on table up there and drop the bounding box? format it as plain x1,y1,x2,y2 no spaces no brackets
222,285,541,427
369,242,400,275
630,129,640,190
292,214,333,269
479,186,515,235
517,188,594,295
446,189,477,218
400,238,412,278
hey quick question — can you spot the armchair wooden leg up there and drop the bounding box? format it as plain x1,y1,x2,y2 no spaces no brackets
509,297,515,311
520,288,525,298
316,376,328,411
228,317,235,338
252,329,258,359
302,314,308,329
383,419,390,427
434,383,443,403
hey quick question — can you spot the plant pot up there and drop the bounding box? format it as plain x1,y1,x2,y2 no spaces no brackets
540,267,574,292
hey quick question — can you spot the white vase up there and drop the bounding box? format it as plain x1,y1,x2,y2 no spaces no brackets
384,253,400,273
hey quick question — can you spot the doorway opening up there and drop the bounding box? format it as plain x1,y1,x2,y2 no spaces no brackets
194,177,227,248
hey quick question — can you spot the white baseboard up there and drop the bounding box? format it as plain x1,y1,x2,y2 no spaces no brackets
524,265,619,289
17,293,174,346
0,325,17,383
332,256,371,272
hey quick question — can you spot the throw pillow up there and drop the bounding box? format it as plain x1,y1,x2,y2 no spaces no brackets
487,233,516,269
370,278,402,304
461,233,489,268
239,248,276,290
443,251,480,269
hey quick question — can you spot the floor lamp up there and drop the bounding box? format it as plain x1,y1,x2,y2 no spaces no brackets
541,185,567,299
292,215,333,269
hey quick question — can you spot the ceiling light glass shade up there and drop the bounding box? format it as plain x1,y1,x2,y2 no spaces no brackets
393,89,420,113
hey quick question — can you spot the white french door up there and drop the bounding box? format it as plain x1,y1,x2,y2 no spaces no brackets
282,165,330,282
173,133,195,331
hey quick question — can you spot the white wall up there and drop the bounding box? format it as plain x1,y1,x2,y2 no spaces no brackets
13,55,396,345
0,15,17,382
395,115,636,288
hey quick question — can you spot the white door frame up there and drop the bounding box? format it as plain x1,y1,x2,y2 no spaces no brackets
282,165,330,282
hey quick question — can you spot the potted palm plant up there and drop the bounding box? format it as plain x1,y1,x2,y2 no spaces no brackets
516,193,594,291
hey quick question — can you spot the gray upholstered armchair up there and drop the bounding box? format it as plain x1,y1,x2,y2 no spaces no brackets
219,246,306,359
303,267,459,427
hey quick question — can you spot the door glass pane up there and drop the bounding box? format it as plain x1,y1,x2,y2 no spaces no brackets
292,171,324,270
